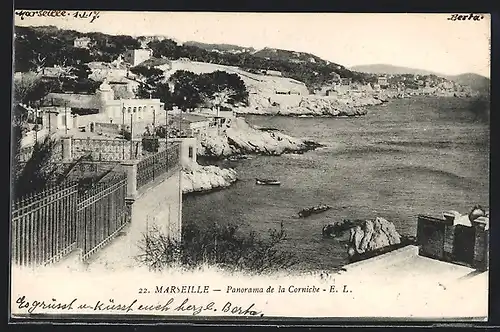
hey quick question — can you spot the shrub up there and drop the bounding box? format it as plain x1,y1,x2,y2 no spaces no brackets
155,125,167,138
141,136,159,153
119,128,132,141
13,136,59,199
136,221,297,274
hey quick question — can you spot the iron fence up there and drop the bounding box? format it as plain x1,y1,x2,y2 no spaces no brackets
12,172,129,267
77,173,128,262
11,182,78,266
136,142,180,189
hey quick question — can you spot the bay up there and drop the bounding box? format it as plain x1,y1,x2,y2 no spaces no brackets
183,96,490,271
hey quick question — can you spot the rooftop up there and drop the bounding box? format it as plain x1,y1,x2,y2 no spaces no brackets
44,93,97,110
341,245,488,319
172,113,212,123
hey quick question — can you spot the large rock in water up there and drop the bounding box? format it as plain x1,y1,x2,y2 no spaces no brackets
198,117,320,158
226,118,307,155
197,133,237,157
181,162,237,194
323,217,401,256
349,217,401,254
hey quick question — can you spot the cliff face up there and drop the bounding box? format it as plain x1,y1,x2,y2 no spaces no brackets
197,117,321,158
197,133,235,157
181,162,237,194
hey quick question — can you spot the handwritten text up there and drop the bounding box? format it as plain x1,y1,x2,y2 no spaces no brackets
447,13,485,21
15,295,263,317
15,10,101,23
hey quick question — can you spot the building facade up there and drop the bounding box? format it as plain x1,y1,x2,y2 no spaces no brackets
74,37,91,49
124,49,153,66
96,81,164,121
378,76,389,87
46,82,164,125
265,70,283,77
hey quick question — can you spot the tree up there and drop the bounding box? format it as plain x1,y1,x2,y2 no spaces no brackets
197,71,249,107
13,72,59,106
58,63,101,94
13,72,41,104
30,53,47,74
148,39,180,59
201,88,237,112
12,136,60,200
152,82,175,109
169,70,202,110
130,65,165,99
70,63,92,80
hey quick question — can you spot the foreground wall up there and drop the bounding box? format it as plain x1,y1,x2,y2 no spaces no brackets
136,168,182,242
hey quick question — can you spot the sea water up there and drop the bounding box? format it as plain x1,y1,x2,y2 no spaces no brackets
183,96,490,271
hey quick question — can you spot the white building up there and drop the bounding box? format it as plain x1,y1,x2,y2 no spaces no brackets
265,70,282,77
124,49,153,67
378,76,389,87
46,81,164,124
74,37,91,49
38,106,78,132
96,81,164,121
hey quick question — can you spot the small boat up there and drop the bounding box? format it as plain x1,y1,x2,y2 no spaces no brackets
255,178,281,186
228,155,252,161
298,205,331,218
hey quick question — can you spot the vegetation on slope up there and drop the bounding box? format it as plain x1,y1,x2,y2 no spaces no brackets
131,66,249,111
137,221,297,274
14,25,372,90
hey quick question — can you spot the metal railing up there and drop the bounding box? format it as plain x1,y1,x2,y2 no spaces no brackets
11,182,79,266
136,142,181,189
77,173,128,261
12,172,130,267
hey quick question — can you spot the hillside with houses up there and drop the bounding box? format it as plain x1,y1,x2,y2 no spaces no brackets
10,19,489,315
12,25,484,191
351,64,490,94
14,25,342,199
13,25,481,124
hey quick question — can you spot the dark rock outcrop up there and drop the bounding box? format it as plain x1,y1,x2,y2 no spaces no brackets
323,217,402,257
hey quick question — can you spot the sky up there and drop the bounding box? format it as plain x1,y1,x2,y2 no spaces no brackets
14,11,491,77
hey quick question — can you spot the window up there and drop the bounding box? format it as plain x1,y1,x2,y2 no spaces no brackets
188,146,194,159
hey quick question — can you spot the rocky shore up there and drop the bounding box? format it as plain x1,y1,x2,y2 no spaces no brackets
181,162,237,194
198,117,322,159
238,95,372,117
322,217,408,259
235,85,480,118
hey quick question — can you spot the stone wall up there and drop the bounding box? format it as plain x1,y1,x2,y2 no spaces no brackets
417,214,489,271
137,169,182,242
93,122,123,135
72,137,143,161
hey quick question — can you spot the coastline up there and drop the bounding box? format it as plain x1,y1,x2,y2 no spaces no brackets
198,117,323,160
235,88,481,118
181,162,238,195
184,93,485,195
